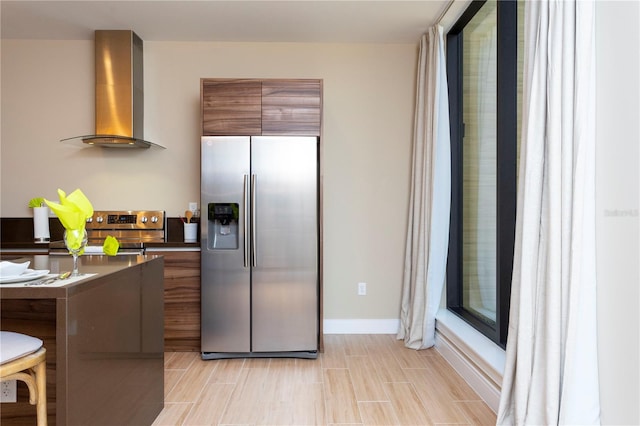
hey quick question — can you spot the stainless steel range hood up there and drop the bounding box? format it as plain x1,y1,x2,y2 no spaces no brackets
61,30,164,149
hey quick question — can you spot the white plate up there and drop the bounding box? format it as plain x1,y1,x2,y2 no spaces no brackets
0,269,50,284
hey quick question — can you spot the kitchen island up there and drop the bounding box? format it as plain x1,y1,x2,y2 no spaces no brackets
0,254,164,426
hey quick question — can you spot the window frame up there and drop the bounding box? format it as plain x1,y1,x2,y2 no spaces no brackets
445,0,518,348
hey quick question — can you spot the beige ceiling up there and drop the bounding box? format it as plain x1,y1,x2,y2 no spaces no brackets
0,1,469,44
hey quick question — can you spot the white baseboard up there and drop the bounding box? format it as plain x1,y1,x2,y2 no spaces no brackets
323,319,400,334
434,309,505,413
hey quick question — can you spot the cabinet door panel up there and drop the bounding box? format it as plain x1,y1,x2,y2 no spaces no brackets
162,250,201,351
202,79,262,135
262,80,322,136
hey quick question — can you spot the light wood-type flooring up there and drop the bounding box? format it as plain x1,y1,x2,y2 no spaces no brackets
153,334,497,426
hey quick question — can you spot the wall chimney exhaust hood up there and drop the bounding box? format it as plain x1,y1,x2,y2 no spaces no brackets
61,30,164,149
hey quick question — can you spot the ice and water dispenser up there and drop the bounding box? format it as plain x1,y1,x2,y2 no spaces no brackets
208,203,239,249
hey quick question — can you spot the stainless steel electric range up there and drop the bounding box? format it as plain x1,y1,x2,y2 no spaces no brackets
49,210,166,255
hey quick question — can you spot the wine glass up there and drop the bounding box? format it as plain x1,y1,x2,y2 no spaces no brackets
64,228,88,277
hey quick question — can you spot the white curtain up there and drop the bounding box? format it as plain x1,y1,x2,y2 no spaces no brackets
398,25,451,350
497,1,600,424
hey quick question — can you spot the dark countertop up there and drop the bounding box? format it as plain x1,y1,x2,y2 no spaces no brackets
0,241,50,250
0,240,200,251
145,241,200,249
0,254,164,299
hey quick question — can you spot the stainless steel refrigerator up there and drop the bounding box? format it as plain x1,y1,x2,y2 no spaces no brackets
201,136,319,359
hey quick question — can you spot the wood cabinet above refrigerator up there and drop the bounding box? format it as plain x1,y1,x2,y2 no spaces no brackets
201,78,322,136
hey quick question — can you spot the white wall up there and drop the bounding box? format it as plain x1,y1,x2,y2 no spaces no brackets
0,39,417,321
595,1,640,424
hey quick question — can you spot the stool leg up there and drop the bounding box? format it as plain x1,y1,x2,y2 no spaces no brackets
34,360,47,426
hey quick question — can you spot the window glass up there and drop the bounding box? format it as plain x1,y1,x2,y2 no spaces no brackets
461,0,498,325
446,0,523,346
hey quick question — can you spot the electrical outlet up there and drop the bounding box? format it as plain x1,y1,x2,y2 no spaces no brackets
358,282,367,296
188,202,198,212
1,380,17,403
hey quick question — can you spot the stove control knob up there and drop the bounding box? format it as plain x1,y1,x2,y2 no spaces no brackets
151,216,159,223
141,216,148,223
96,216,103,223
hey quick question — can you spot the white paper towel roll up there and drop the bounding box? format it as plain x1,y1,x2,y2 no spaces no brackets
33,206,50,242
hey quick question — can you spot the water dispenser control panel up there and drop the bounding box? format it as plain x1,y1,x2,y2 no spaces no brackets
208,203,239,249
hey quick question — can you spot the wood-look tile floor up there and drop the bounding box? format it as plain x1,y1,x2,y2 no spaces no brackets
153,334,497,426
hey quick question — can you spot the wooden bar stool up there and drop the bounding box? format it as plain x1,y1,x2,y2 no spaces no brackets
0,331,47,426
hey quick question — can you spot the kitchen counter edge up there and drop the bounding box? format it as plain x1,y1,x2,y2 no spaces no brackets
0,254,164,299
1,241,200,250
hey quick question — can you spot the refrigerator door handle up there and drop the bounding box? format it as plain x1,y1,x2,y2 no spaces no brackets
243,174,250,268
251,173,257,267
